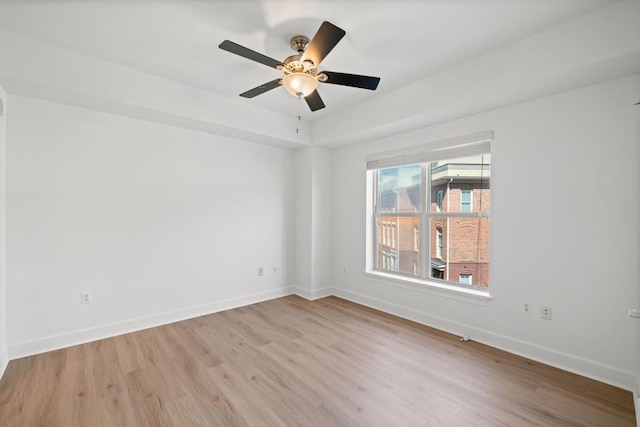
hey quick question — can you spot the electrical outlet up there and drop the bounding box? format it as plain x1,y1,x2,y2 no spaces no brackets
80,292,92,304
258,267,264,276
273,265,278,273
522,301,531,314
541,305,552,320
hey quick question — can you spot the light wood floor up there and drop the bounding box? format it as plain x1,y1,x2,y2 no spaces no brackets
0,296,635,426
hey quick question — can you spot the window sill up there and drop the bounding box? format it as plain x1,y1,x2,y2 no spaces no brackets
364,270,492,305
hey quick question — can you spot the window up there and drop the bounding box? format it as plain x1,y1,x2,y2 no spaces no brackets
436,228,443,258
391,225,396,248
461,190,472,212
367,132,491,291
436,190,444,211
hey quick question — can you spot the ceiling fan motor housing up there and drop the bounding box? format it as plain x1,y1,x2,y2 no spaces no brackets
282,54,316,75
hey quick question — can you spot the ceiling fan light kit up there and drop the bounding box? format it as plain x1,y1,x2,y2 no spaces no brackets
218,21,380,111
282,72,318,98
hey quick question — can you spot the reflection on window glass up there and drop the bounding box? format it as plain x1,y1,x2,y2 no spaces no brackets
378,165,422,213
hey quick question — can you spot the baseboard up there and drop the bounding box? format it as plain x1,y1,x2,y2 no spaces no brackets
635,377,640,427
292,286,334,301
8,287,295,360
6,284,636,395
332,287,636,392
0,345,8,382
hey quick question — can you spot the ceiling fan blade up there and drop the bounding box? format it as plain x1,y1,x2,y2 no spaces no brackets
301,21,345,67
219,40,283,69
322,71,380,90
239,79,282,98
305,90,326,111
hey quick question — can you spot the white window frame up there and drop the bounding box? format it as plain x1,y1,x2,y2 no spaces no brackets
365,131,492,301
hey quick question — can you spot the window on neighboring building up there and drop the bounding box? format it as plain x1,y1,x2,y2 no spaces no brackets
391,224,396,248
367,132,491,291
436,190,444,211
461,190,472,212
459,274,472,285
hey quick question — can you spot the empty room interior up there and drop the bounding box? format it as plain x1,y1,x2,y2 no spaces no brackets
0,0,639,425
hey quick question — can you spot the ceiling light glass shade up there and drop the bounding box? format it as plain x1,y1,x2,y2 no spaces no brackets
282,72,318,98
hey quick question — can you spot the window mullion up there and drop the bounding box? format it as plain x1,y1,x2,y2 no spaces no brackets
372,170,379,271
421,163,429,279
430,212,490,218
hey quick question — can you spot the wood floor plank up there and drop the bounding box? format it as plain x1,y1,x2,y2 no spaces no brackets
258,341,368,426
113,333,148,374
0,295,635,426
207,363,290,427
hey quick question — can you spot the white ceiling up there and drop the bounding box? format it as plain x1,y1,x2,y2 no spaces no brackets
0,0,622,122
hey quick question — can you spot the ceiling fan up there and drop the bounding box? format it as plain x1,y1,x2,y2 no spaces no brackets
218,21,380,112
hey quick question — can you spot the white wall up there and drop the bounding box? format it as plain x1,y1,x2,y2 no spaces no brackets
310,147,333,297
636,91,640,416
6,95,295,357
294,147,312,295
0,86,7,377
294,146,333,299
331,74,640,390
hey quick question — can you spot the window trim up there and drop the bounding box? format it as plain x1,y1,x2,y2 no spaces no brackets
365,270,491,304
366,131,492,299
